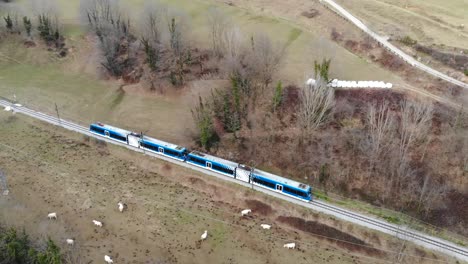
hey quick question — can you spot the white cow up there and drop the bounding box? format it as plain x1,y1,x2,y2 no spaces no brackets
118,202,126,212
47,212,57,220
66,238,74,246
241,209,251,216
92,220,103,227
104,255,113,264
283,242,296,249
201,230,208,241
260,224,271,230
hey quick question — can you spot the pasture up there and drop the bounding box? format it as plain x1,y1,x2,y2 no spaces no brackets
0,0,406,146
0,111,456,263
333,0,468,48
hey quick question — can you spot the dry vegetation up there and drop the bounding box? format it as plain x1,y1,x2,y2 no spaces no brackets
1,113,457,263
1,0,467,246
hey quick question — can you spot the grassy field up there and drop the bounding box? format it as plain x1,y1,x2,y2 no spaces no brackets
333,0,468,48
0,112,455,263
0,0,408,144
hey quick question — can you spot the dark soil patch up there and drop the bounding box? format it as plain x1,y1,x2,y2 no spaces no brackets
301,9,319,19
245,199,274,216
189,177,206,185
277,216,383,256
162,163,172,171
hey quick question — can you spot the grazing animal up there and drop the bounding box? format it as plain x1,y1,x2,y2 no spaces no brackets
260,224,271,230
283,242,296,249
201,230,208,241
104,255,113,264
66,238,74,246
92,220,103,227
4,106,11,112
241,209,251,216
118,202,126,212
47,212,57,220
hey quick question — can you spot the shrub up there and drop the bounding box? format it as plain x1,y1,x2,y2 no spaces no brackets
400,35,417,46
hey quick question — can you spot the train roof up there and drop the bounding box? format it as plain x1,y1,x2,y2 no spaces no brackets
141,135,185,152
252,169,311,191
91,122,132,136
188,151,239,168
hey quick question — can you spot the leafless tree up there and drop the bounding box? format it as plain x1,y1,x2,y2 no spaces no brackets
139,0,165,71
365,101,396,182
81,0,136,76
416,174,448,216
222,26,243,60
298,63,334,134
396,100,433,186
248,32,286,90
163,8,191,86
140,1,164,46
398,100,433,157
207,6,231,57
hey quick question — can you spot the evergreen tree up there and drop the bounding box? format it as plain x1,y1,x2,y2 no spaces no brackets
23,16,32,37
272,81,283,112
3,14,13,31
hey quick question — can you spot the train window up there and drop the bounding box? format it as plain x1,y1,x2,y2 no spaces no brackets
110,133,126,142
91,126,105,134
188,156,206,166
212,164,233,175
164,148,181,157
283,186,306,198
253,177,275,189
142,142,158,152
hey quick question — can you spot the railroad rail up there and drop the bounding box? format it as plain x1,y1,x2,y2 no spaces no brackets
0,99,467,261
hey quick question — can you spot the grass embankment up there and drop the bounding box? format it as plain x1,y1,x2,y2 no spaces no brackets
314,189,468,247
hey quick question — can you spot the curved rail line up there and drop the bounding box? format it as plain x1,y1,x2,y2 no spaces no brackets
0,99,467,261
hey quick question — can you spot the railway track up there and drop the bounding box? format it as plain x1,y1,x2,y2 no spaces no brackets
1,99,467,261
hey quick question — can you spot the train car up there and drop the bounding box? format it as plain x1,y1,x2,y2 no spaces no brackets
139,136,187,161
186,151,238,178
89,122,131,143
251,169,312,201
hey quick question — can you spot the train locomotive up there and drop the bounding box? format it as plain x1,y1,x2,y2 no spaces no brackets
90,122,312,201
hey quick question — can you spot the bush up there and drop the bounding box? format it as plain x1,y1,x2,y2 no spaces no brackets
0,227,62,263
400,35,417,46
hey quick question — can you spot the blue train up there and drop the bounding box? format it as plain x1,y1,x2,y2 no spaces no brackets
89,122,312,201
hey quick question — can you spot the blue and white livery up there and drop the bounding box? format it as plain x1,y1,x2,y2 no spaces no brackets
89,122,313,201
186,151,238,177
251,169,312,201
140,136,187,161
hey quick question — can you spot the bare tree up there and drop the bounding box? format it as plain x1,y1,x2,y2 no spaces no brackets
139,1,165,71
396,100,433,186
365,100,396,182
222,26,244,60
398,100,433,157
298,60,334,134
164,8,191,86
416,174,448,215
207,6,231,57
248,32,286,90
81,0,136,77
